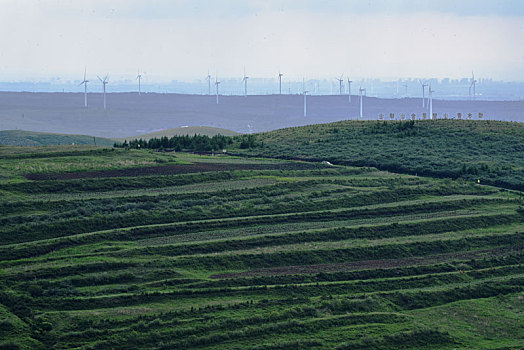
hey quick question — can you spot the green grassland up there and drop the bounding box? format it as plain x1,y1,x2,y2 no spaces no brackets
232,120,524,191
1,121,523,349
0,130,115,147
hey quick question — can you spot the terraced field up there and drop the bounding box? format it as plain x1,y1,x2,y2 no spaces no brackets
0,146,523,349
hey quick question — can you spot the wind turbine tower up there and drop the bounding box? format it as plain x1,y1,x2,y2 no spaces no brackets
136,69,142,96
303,79,308,117
429,84,434,119
359,87,366,118
347,78,352,103
97,74,109,110
206,71,212,95
242,67,249,97
79,68,89,108
419,80,428,108
336,75,344,95
470,71,477,99
278,72,283,95
215,77,221,105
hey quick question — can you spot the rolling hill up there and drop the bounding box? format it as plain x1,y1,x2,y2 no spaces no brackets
0,122,522,349
0,130,115,147
120,126,240,141
232,119,524,191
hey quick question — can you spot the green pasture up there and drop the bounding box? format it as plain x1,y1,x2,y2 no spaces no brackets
0,126,523,349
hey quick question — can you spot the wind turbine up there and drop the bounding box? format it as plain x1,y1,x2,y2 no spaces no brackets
303,78,308,117
97,74,109,110
242,67,248,97
136,69,142,96
79,67,89,108
359,87,366,118
278,72,283,95
206,71,212,95
419,80,428,108
429,83,434,119
347,78,352,103
336,75,344,95
470,71,477,99
215,76,220,105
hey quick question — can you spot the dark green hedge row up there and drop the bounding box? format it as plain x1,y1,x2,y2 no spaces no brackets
1,179,496,246
72,311,404,350
1,196,504,261
1,261,138,282
321,277,523,313
0,178,319,217
173,232,524,269
192,251,524,288
0,171,236,194
0,178,326,241
63,304,326,348
157,313,407,350
2,166,366,195
0,148,117,160
29,236,522,310
380,276,524,310
121,214,522,258
336,329,456,350
29,269,524,316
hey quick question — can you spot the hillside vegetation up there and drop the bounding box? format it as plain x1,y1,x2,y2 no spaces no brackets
0,144,523,349
120,126,240,141
232,120,524,191
0,130,115,147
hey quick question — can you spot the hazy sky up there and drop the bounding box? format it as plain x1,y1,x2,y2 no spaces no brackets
1,0,523,82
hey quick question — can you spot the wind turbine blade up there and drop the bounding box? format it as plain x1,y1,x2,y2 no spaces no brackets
97,75,103,83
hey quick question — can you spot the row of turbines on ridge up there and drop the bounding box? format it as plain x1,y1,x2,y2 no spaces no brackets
79,68,143,110
78,68,477,119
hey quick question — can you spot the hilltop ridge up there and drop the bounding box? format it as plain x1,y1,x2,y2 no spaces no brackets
232,119,524,191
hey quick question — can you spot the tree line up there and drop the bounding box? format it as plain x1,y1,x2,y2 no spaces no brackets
114,134,234,152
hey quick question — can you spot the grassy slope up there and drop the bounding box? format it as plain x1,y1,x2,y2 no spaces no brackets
0,146,186,183
232,120,524,190
0,130,115,147
0,145,522,349
119,126,240,141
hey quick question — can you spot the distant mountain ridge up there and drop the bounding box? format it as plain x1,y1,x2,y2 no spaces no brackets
1,92,521,138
